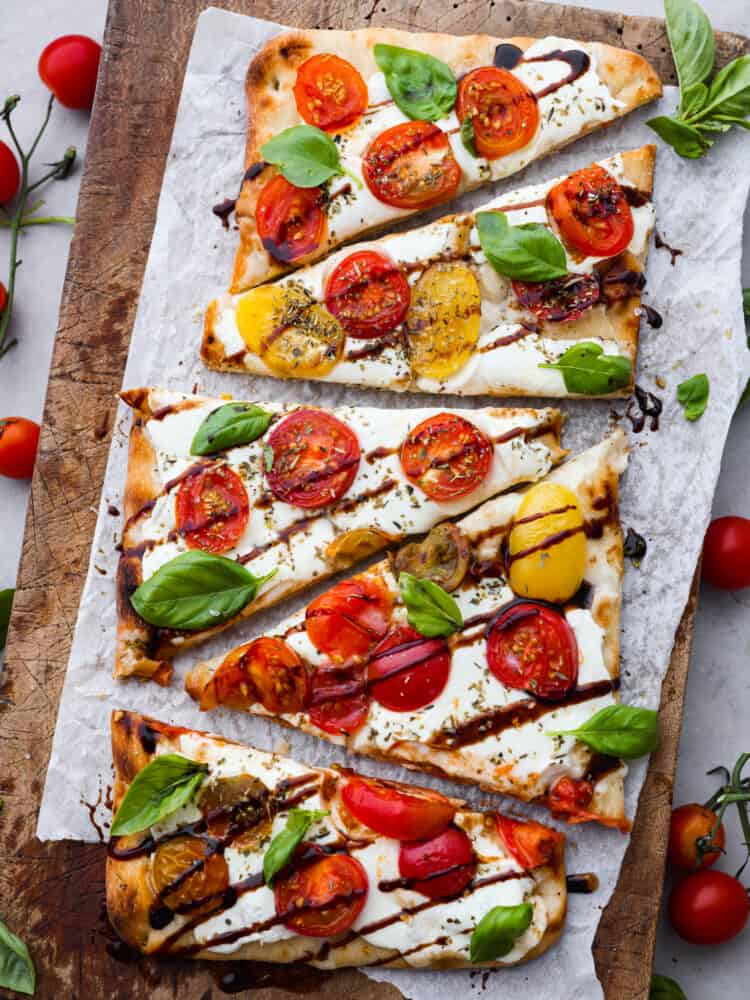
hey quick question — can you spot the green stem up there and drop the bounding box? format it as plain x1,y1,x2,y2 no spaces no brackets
0,215,75,228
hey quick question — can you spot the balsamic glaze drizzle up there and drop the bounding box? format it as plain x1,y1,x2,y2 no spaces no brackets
625,385,662,433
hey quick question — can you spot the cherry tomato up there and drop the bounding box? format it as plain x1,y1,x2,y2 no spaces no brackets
398,825,475,899
38,35,101,110
175,464,249,553
363,121,461,210
0,282,7,312
668,804,725,872
0,417,41,480
256,175,326,263
306,576,392,663
668,870,749,945
203,636,309,714
456,67,539,159
486,602,579,700
702,516,750,591
0,142,20,204
400,412,492,502
495,814,564,870
293,54,368,132
547,776,594,819
275,847,369,937
151,835,229,913
367,625,451,712
266,409,360,509
324,250,410,339
308,663,370,734
547,164,634,258
341,775,455,841
512,273,601,323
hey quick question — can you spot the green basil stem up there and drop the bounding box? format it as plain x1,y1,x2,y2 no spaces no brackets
339,165,363,190
0,215,75,228
701,752,750,875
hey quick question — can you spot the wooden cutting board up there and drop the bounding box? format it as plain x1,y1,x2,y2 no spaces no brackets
1,2,747,997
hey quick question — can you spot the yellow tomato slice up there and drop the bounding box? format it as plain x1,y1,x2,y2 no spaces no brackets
406,262,481,380
508,483,586,603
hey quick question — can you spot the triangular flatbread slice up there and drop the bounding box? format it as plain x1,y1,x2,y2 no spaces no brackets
107,710,567,967
117,388,564,683
187,431,630,829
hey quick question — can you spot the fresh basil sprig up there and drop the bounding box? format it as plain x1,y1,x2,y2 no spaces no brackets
460,117,478,158
191,403,273,456
131,550,277,631
650,973,687,1000
469,903,533,963
399,572,463,637
263,808,329,885
0,919,35,996
260,125,360,189
676,372,709,421
110,754,208,836
647,0,750,158
475,211,567,282
547,705,659,759
374,43,457,122
539,342,632,395
0,588,13,652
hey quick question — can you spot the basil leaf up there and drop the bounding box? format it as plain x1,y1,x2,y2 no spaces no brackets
0,919,35,996
665,0,715,111
646,115,711,158
680,81,708,118
374,43,456,122
677,373,709,421
263,808,329,885
548,705,659,759
260,125,344,188
0,588,13,652
399,572,463,637
131,550,277,630
460,116,478,158
650,974,687,1000
697,55,750,122
191,402,273,456
469,903,533,963
539,342,632,395
110,754,208,836
476,211,567,282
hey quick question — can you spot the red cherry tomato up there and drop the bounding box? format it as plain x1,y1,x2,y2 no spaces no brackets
702,516,750,591
0,417,41,480
266,408,360,509
175,464,249,553
547,165,634,258
0,283,7,312
308,663,370,735
256,175,326,263
486,602,579,700
341,775,455,841
398,826,475,899
456,67,539,159
367,625,451,712
293,54,368,132
201,636,309,714
668,870,749,945
668,804,725,872
306,576,392,663
400,412,493,502
512,273,601,323
324,250,410,339
495,814,564,870
363,121,461,210
0,142,20,204
274,847,368,937
38,35,101,110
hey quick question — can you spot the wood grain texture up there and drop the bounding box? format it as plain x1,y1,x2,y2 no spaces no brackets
0,1,746,997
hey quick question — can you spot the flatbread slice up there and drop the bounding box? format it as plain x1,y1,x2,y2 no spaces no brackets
206,147,655,398
107,710,567,967
187,430,630,829
231,26,661,291
117,388,564,683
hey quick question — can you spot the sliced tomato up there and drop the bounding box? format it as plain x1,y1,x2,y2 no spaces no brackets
275,847,368,937
341,775,455,841
495,814,564,870
256,175,326,263
266,409,361,509
363,121,461,210
324,250,410,338
456,67,538,159
151,835,229,913
486,602,578,700
547,164,634,258
293,54,368,132
398,826,475,899
306,576,392,663
400,412,492,502
512,273,600,323
175,465,249,553
548,776,593,817
308,664,370,734
202,636,309,714
367,625,451,712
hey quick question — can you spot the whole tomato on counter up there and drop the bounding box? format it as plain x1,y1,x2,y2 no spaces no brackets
38,35,101,110
702,516,750,590
0,142,20,204
668,803,725,872
0,418,40,480
669,870,749,945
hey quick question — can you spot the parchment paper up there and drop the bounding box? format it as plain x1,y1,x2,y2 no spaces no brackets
37,9,750,999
